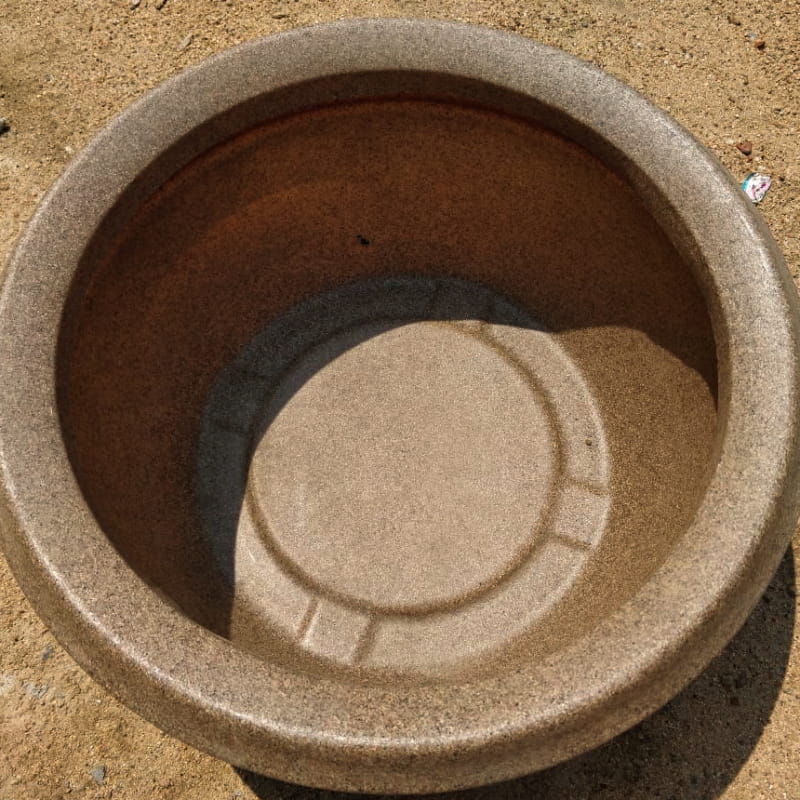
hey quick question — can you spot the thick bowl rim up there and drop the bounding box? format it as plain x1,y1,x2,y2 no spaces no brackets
1,18,799,792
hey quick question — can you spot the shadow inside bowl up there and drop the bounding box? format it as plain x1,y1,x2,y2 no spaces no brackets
57,98,719,683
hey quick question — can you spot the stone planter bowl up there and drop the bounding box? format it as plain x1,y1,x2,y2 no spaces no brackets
2,19,799,794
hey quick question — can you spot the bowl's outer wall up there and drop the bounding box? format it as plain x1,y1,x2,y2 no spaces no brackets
1,19,800,793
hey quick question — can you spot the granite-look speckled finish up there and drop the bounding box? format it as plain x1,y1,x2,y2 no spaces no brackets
1,19,799,794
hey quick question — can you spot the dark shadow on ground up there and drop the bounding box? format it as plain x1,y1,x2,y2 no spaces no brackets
235,545,796,800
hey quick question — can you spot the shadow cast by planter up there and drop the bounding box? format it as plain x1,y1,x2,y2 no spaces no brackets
236,544,796,799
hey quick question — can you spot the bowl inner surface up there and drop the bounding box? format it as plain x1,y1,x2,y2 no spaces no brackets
58,99,718,682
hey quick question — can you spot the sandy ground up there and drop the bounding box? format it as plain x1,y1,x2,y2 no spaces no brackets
1,1,799,798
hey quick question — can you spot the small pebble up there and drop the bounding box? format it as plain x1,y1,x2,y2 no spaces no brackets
177,33,194,52
272,12,290,19
736,141,753,155
754,38,766,49
41,644,54,661
0,118,10,136
90,765,107,785
23,681,49,700
0,673,16,696
130,0,141,8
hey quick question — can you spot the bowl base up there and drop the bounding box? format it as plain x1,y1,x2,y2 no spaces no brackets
197,276,611,676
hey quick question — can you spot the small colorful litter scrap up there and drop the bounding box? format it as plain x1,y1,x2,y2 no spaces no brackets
742,172,772,204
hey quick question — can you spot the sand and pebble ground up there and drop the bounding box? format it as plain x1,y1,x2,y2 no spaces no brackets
1,1,799,798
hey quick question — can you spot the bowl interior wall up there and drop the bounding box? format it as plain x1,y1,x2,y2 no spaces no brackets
58,98,718,682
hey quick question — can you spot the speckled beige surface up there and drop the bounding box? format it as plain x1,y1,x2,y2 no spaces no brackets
1,3,800,799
